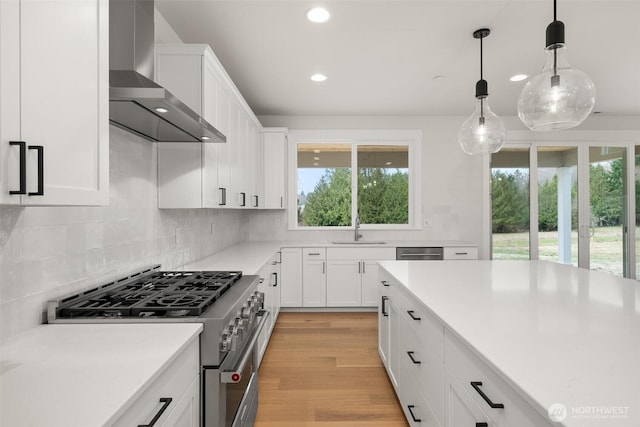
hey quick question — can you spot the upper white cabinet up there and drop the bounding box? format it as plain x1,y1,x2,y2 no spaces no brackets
155,43,263,210
262,129,287,209
0,0,109,206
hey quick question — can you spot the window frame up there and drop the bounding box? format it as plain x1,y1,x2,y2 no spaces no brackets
288,129,422,231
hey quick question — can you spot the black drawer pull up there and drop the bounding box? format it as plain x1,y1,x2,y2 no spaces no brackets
28,145,44,196
470,381,504,409
407,310,421,321
407,405,421,422
381,296,388,316
476,423,488,427
219,187,227,206
407,351,421,364
9,141,27,195
455,252,468,255
240,192,246,206
138,397,172,427
381,280,390,287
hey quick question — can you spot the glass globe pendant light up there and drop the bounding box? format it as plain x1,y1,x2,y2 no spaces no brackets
517,0,596,131
458,28,506,155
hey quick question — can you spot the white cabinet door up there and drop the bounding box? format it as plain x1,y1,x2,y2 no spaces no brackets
326,260,361,306
262,129,287,209
361,261,381,306
1,0,108,206
445,370,494,427
280,248,303,307
303,259,326,307
378,280,391,367
159,376,200,427
388,294,401,390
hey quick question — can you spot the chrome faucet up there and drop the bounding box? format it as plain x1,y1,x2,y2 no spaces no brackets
354,215,362,242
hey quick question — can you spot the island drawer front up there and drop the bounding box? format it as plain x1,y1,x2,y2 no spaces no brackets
326,247,395,260
400,374,440,427
401,330,445,425
444,333,552,427
398,290,444,361
443,247,478,260
112,339,199,427
303,247,326,259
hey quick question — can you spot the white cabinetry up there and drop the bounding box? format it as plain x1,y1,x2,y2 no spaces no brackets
303,248,327,307
379,265,552,427
443,247,478,260
326,247,395,307
262,129,287,209
112,339,200,427
256,251,281,366
0,0,108,206
280,247,303,307
155,43,263,210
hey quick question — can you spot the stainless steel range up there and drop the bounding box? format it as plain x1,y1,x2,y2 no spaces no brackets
47,265,266,427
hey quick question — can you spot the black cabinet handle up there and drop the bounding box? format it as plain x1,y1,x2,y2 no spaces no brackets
253,194,259,207
381,296,388,316
407,351,421,364
219,187,227,206
407,310,421,321
470,381,504,409
9,141,26,195
280,196,283,208
28,145,44,196
381,280,390,287
240,192,246,206
476,423,488,427
407,405,421,422
272,272,278,287
138,397,172,427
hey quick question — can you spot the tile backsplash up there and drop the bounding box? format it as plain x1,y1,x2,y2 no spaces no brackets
0,127,246,342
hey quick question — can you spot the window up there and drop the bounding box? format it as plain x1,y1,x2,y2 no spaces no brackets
290,130,421,230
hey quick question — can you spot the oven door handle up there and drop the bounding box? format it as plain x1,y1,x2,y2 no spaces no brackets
220,311,269,384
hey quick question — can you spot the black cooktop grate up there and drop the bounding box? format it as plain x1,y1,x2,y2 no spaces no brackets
57,270,242,318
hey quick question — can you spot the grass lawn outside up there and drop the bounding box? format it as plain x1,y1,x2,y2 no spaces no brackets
493,226,630,277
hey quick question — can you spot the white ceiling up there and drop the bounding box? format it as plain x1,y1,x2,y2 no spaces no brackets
155,0,640,117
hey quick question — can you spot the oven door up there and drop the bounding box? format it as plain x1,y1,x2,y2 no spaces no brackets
203,311,269,427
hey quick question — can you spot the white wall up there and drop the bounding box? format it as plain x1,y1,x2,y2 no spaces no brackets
0,127,246,342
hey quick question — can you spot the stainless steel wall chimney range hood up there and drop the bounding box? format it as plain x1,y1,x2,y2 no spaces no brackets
109,0,226,143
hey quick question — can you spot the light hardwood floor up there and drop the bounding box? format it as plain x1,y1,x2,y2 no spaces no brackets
255,312,409,427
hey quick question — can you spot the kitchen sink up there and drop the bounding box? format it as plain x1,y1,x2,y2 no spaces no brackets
331,241,387,245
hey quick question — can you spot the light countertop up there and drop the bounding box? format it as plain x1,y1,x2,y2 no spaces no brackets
378,260,640,426
180,240,477,273
0,323,202,427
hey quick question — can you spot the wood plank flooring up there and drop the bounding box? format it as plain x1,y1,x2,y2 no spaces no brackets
254,312,409,427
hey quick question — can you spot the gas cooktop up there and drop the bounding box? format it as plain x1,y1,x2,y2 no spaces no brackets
53,267,242,319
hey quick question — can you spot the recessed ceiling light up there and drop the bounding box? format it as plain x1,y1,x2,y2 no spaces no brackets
313,156,320,161
313,162,319,166
433,75,445,80
385,161,392,165
510,74,528,82
307,7,330,23
313,149,321,154
310,73,327,82
154,107,168,113
201,136,210,141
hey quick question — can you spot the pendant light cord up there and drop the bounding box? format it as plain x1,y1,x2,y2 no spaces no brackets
479,35,484,118
553,0,558,77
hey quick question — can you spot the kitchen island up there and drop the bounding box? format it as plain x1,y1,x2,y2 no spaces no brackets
378,260,640,427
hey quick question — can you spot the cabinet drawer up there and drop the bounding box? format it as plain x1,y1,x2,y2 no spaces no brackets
398,290,444,361
401,331,445,425
112,339,199,427
326,247,395,260
400,375,441,427
303,247,326,259
445,333,551,427
443,247,478,260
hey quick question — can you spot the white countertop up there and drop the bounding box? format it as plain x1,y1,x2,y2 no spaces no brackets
180,240,476,273
378,260,640,427
0,323,202,427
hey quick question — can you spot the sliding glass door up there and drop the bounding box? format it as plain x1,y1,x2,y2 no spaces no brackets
491,142,632,279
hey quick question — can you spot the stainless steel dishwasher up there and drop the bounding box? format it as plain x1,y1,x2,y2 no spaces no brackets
396,247,444,260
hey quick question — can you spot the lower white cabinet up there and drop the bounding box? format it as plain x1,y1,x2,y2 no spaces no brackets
256,251,281,366
280,247,303,307
443,247,478,260
303,248,326,307
379,266,552,427
112,339,199,427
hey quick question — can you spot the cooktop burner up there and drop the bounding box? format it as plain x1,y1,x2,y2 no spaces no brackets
56,269,242,318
